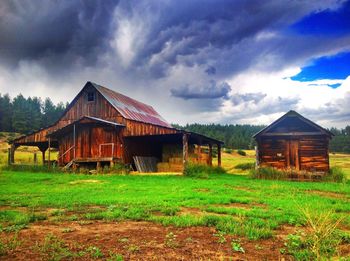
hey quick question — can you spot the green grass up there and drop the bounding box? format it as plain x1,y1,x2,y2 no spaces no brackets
0,171,349,240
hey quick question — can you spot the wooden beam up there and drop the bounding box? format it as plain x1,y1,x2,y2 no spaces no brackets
208,144,213,166
217,144,221,167
183,133,189,169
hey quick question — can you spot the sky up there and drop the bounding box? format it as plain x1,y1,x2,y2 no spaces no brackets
0,0,349,128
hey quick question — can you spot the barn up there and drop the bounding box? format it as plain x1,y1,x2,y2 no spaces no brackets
10,81,223,172
254,110,333,173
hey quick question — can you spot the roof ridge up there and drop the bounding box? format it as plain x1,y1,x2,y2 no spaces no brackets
90,82,156,111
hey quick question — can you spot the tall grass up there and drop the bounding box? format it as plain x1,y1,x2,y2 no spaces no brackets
183,163,226,178
323,167,347,183
286,207,345,260
249,167,287,180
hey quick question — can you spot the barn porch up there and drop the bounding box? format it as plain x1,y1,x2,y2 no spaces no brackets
124,132,223,172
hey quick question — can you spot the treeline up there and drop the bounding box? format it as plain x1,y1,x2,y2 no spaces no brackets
172,123,265,149
173,123,350,153
329,127,350,153
0,93,67,134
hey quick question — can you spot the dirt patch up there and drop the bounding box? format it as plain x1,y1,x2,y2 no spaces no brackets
69,179,104,185
212,202,267,210
275,224,300,240
306,190,349,200
193,188,211,193
179,207,204,216
0,220,291,260
224,184,255,192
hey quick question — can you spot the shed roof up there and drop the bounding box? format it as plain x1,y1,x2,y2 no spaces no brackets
47,116,125,138
253,110,333,138
89,82,172,128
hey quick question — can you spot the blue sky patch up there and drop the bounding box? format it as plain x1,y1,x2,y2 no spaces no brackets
291,52,350,82
289,1,350,36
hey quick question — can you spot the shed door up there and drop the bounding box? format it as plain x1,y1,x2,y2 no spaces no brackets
289,140,299,170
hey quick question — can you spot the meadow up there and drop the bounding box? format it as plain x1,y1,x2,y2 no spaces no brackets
0,134,349,260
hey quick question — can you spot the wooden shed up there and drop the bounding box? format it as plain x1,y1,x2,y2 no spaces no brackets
253,110,333,173
10,81,223,172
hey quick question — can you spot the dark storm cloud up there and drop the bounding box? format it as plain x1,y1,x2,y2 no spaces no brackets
0,0,118,68
170,80,231,100
1,0,347,78
124,0,348,78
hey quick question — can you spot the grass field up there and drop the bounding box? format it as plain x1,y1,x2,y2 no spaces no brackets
0,133,350,259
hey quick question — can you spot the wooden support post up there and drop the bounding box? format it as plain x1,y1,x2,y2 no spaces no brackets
10,145,16,164
208,144,213,166
38,145,48,165
110,160,114,168
34,152,37,165
42,149,46,165
197,139,202,164
96,162,101,173
48,138,51,169
255,146,259,169
8,148,11,165
183,133,189,169
217,144,221,167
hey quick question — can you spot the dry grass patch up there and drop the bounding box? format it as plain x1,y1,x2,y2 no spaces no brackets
69,179,105,185
306,190,349,200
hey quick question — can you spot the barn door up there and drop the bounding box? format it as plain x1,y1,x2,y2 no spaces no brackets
289,140,300,171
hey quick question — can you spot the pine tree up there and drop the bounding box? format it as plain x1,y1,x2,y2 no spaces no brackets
12,94,29,133
0,94,13,132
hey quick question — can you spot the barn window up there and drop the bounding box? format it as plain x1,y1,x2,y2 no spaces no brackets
87,92,95,102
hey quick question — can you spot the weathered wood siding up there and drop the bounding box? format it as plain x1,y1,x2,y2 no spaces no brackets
58,125,124,165
299,136,330,172
257,135,330,172
258,138,287,169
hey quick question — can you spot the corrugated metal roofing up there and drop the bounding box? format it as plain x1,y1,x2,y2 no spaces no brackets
91,82,172,128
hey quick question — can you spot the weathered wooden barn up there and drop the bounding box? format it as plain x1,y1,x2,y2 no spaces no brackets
10,82,223,172
254,110,333,173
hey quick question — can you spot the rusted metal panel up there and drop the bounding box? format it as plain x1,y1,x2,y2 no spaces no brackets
93,83,172,128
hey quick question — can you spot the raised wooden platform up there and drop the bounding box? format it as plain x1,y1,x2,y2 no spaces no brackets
73,157,115,163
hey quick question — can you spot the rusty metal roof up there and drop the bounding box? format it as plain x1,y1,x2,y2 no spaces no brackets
91,82,172,128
